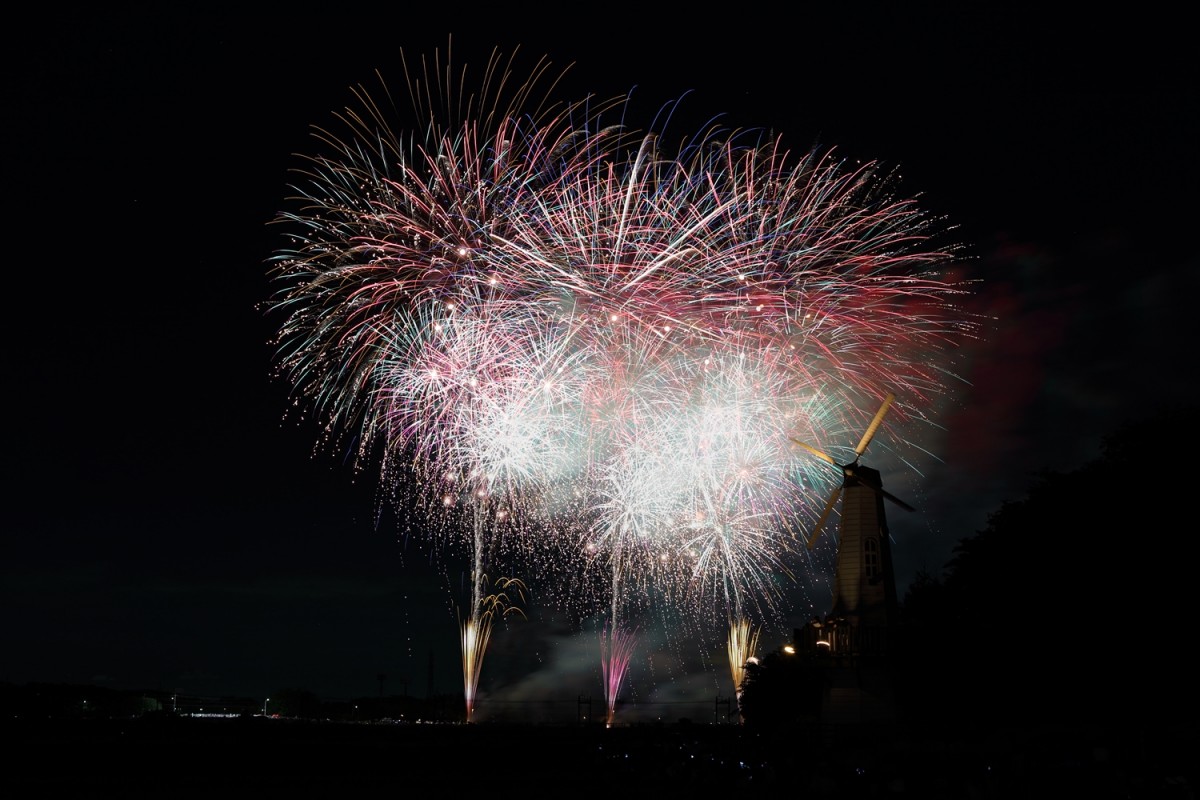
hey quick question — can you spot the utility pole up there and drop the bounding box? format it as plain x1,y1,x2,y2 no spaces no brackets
714,695,731,725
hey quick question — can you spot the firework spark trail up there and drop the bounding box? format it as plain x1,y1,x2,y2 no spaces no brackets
727,616,761,717
600,623,638,727
269,45,979,709
460,573,527,722
269,45,625,471
459,614,486,723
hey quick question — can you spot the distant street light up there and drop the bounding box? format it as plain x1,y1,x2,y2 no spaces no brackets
263,697,270,716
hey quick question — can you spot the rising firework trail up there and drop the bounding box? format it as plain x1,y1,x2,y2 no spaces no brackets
267,42,979,712
460,574,526,723
727,616,760,720
600,622,638,727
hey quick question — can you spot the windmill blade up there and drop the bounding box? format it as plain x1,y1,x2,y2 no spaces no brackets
790,437,837,466
854,392,896,456
806,486,842,550
850,469,917,513
881,489,916,513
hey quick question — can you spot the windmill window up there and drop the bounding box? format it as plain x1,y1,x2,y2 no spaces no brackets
864,538,880,579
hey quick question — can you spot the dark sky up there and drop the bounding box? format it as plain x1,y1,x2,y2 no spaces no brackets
6,8,1195,719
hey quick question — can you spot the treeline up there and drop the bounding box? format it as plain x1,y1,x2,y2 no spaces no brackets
897,406,1195,730
0,681,460,722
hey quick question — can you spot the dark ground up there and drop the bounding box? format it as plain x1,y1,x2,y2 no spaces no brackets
6,715,1196,798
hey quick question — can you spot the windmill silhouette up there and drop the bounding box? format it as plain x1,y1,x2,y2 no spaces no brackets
791,392,914,632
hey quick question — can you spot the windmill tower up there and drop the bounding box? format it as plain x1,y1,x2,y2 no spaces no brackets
792,392,912,630
790,392,913,727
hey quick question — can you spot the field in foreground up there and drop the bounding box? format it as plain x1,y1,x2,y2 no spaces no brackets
6,715,1196,798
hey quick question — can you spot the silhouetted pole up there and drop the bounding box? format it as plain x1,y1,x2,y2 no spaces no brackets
714,695,731,725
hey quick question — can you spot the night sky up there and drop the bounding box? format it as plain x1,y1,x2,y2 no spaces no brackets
6,8,1195,719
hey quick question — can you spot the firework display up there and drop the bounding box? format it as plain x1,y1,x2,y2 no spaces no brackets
268,45,975,720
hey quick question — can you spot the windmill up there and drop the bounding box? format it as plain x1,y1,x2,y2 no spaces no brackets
791,392,914,631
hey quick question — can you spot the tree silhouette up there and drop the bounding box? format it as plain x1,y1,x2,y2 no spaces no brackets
743,407,1199,735
737,650,827,733
899,405,1197,729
